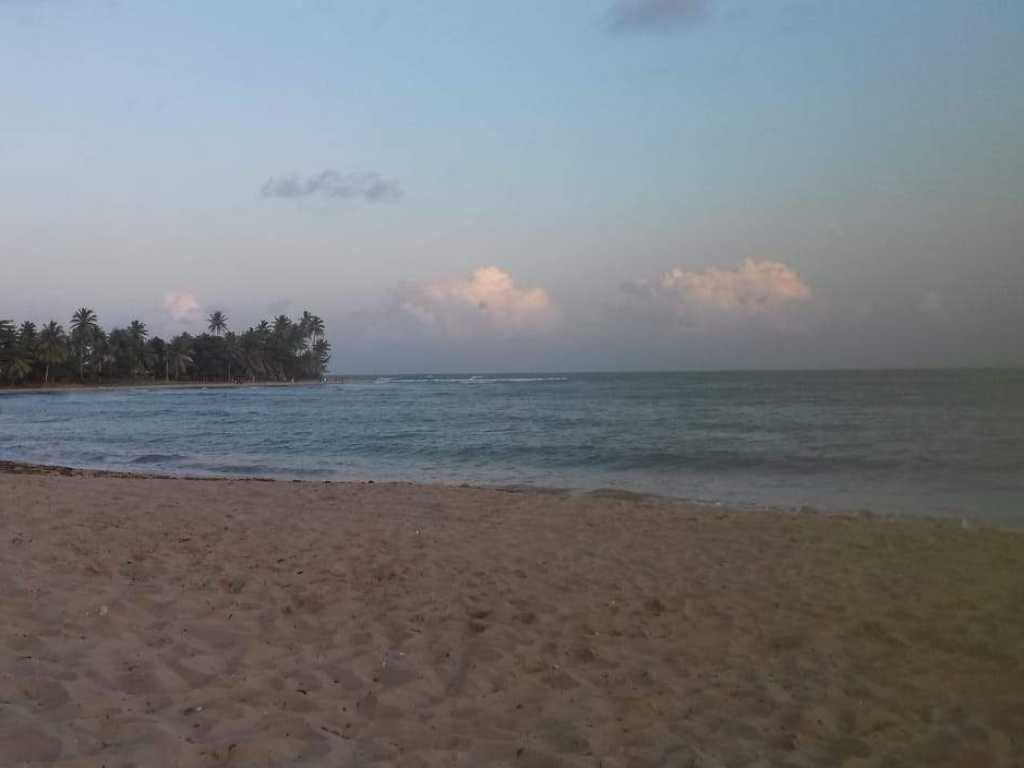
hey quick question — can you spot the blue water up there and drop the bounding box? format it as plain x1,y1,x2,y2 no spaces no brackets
1,370,1023,524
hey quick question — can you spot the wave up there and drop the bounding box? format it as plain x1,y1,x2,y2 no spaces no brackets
130,453,187,465
177,462,332,478
462,376,569,384
373,376,569,385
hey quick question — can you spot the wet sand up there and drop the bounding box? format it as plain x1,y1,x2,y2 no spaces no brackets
1,467,1022,767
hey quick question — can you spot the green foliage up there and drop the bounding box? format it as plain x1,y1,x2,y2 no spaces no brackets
0,308,331,386
207,311,228,336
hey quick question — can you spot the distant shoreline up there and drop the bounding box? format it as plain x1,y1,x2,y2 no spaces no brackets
0,380,323,396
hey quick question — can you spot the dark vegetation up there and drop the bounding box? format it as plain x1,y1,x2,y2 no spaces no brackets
0,308,330,386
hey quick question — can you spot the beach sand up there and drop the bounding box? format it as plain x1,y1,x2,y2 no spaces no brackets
1,467,1022,767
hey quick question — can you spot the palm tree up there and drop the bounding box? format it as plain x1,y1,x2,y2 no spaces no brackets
146,337,167,381
208,311,228,336
70,307,98,336
5,353,32,383
223,330,239,382
269,315,297,380
18,321,37,347
128,319,148,344
70,307,98,381
309,314,325,342
128,320,149,377
168,336,193,380
2,307,331,384
37,321,67,385
89,329,112,380
272,314,292,336
0,320,17,381
312,337,331,376
0,321,34,383
16,322,38,380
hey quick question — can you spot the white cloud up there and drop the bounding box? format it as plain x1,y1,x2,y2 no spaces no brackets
619,259,811,333
397,267,558,337
658,259,810,312
163,292,202,324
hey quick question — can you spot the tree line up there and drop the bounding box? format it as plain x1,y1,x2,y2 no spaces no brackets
0,308,331,386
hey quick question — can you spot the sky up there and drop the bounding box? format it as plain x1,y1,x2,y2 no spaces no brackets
1,0,1022,372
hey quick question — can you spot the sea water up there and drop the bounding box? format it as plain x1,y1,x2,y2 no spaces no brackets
1,370,1022,524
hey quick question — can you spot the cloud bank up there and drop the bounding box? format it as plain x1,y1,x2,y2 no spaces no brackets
622,259,811,329
608,0,709,32
260,169,402,203
660,259,810,311
396,267,558,337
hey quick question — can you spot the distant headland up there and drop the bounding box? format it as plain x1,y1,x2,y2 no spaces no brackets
0,309,331,387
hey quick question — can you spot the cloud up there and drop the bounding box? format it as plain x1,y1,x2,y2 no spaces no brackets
622,259,810,329
608,0,709,32
395,267,559,337
260,169,402,203
163,292,202,324
660,259,810,310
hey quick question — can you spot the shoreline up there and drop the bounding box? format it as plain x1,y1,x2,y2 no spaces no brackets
0,456,771,509
1,468,1021,765
0,380,322,396
0,458,925,528
0,458,1012,531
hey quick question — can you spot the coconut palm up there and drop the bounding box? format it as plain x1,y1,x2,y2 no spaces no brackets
107,328,134,377
70,307,98,336
88,329,112,380
208,311,228,336
128,320,149,377
168,336,194,380
0,320,17,380
5,353,33,383
223,330,240,382
146,337,167,381
299,310,324,344
312,337,331,375
18,321,37,347
70,307,98,381
128,319,148,344
272,314,292,336
16,322,38,380
36,321,67,385
2,307,331,385
308,314,325,341
0,320,34,383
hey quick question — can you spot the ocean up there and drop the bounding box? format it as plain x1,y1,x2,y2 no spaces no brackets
1,370,1022,524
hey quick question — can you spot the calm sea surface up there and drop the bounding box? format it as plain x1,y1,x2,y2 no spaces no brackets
2,370,1022,524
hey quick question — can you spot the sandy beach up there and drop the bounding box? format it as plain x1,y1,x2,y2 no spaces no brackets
1,466,1022,767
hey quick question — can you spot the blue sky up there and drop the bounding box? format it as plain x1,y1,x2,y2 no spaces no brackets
2,0,1022,371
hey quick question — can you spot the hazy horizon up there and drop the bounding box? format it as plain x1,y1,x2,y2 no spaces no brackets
3,0,1023,373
